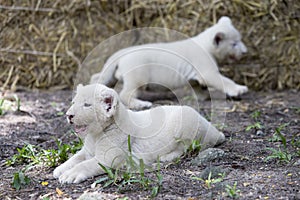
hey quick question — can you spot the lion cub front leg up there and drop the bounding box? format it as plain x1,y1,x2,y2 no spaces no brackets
58,157,104,184
221,75,248,96
208,73,248,97
53,149,85,179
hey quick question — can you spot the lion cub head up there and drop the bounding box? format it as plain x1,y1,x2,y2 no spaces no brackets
212,16,247,62
66,84,118,136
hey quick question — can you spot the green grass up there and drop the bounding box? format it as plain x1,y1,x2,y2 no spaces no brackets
265,147,292,163
245,122,263,131
226,182,240,199
250,110,261,121
245,110,264,131
12,169,31,190
191,172,225,189
93,135,163,198
6,138,83,167
265,123,295,164
7,136,83,190
0,98,4,115
187,139,202,154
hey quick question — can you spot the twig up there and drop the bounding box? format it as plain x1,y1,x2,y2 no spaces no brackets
53,32,67,72
2,66,14,90
0,5,59,12
65,41,82,69
0,48,65,57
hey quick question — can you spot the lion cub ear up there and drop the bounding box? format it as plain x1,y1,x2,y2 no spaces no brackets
76,84,84,91
100,91,117,118
218,16,232,25
214,32,225,46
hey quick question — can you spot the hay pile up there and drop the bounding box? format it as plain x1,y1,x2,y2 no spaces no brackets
0,0,299,90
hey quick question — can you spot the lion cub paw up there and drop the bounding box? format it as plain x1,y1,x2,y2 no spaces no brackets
53,165,66,179
226,84,248,97
58,168,88,184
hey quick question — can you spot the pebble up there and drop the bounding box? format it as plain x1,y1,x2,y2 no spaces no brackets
78,192,101,200
256,130,265,136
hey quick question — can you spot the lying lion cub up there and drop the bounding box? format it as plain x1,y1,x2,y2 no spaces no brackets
53,84,225,183
91,16,248,110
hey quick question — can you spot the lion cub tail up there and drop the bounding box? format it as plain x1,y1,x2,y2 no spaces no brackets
90,51,121,86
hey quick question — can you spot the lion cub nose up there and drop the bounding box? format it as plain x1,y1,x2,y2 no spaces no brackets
67,115,74,124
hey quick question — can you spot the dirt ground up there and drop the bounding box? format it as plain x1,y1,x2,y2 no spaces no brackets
0,88,299,200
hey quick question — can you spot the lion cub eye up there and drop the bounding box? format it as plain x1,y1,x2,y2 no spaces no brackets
84,103,92,107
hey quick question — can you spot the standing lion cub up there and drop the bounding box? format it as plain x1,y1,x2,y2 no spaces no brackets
91,16,248,110
53,84,225,183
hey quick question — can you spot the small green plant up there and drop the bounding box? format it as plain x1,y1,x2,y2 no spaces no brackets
245,122,263,131
192,172,225,189
269,123,289,143
177,138,202,157
6,138,83,167
6,144,38,166
226,182,240,198
250,110,261,121
187,139,202,154
95,163,119,188
12,170,31,190
93,135,163,197
246,110,264,131
150,161,163,198
56,111,65,116
265,124,294,163
8,135,83,191
0,98,4,115
265,147,292,163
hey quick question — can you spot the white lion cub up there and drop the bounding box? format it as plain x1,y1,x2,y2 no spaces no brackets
90,16,248,110
53,84,225,183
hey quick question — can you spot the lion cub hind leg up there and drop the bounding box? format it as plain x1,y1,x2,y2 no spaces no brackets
160,149,184,162
197,115,225,149
120,81,152,110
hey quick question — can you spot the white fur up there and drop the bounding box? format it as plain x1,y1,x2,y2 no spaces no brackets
90,16,248,110
53,84,225,183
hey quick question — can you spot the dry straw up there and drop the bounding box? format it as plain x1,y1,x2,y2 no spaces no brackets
0,0,299,90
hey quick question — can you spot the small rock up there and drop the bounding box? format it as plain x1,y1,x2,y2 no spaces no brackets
191,148,225,165
256,130,265,136
78,192,101,200
78,191,123,200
